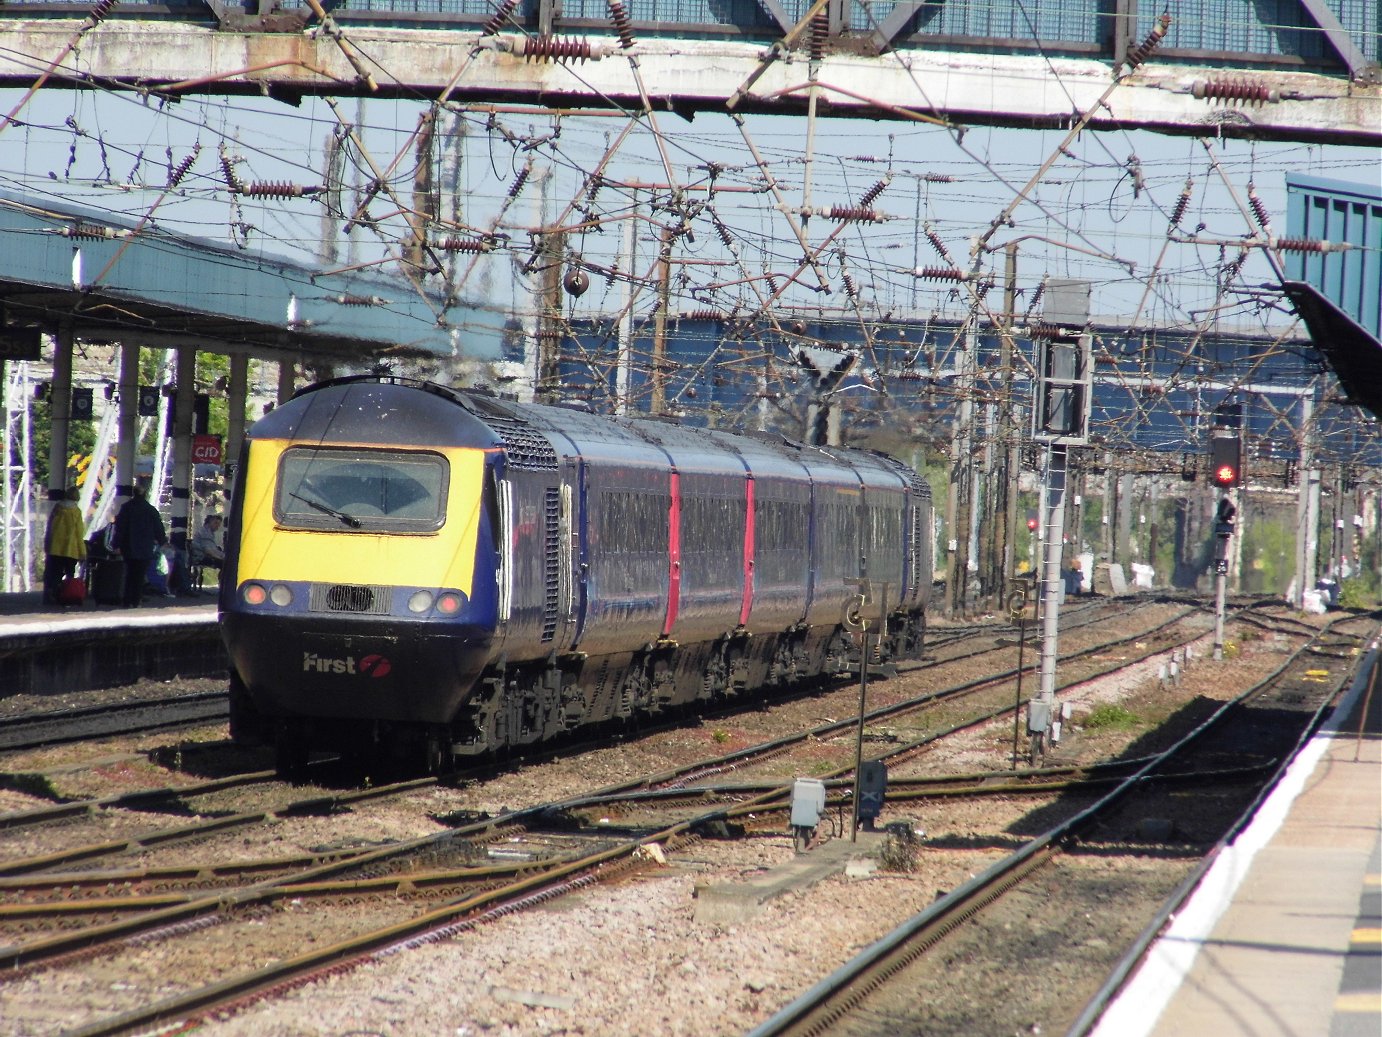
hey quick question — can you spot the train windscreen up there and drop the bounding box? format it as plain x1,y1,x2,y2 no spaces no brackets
273,447,449,533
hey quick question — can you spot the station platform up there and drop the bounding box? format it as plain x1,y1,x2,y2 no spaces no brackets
1091,632,1382,1037
0,587,222,699
0,587,217,620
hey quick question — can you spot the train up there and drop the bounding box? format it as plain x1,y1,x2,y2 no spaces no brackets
219,375,934,774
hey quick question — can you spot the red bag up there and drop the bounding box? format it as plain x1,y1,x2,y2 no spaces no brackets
57,576,86,606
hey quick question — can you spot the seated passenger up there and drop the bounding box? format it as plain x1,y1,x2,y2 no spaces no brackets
191,514,225,573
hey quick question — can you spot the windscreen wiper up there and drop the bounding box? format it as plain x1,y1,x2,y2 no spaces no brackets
289,490,362,528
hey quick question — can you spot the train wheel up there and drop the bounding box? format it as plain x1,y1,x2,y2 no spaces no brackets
423,728,451,775
227,671,267,745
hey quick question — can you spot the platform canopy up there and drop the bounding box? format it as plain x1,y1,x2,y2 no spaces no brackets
0,189,505,365
1281,280,1382,420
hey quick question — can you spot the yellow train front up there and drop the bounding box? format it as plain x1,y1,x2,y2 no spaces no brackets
221,376,505,774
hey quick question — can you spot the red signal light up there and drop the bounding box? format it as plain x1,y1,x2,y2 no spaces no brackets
1210,437,1241,488
1027,517,1038,531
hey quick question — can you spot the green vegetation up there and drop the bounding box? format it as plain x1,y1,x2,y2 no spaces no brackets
1338,522,1380,608
1082,703,1140,731
1079,494,1105,557
1340,577,1380,610
31,398,95,490
1240,508,1296,596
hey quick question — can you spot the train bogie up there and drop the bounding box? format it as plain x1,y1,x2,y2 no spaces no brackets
220,376,933,775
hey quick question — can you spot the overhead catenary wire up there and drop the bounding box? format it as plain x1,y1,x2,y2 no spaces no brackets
0,14,1371,466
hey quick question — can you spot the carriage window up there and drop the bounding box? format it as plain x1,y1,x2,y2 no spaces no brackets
275,447,448,533
682,495,744,587
597,491,670,552
596,489,670,593
756,498,809,584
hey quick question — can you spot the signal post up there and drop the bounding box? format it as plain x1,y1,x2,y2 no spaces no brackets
1028,280,1092,762
1209,429,1242,660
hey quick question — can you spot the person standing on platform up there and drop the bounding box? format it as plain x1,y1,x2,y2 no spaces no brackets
113,485,167,607
43,486,87,605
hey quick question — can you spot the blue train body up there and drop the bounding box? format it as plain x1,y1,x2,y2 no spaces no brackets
220,376,933,773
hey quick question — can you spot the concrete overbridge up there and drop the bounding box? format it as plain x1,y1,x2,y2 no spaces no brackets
0,0,1377,144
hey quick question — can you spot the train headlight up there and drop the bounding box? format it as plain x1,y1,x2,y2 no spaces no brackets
242,583,267,606
408,590,434,613
436,591,465,615
269,584,294,607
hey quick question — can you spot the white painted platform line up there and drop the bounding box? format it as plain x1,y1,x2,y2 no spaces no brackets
0,611,214,638
1089,638,1381,1037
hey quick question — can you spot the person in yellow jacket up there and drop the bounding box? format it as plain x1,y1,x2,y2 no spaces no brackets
43,486,87,605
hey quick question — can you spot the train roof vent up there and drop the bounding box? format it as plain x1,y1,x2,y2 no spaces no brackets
487,414,559,471
875,452,933,502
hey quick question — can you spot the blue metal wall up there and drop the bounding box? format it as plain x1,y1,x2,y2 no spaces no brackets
543,314,1380,467
1286,174,1382,341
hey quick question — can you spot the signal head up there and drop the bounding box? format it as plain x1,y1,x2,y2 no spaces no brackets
1215,497,1236,538
1209,436,1241,488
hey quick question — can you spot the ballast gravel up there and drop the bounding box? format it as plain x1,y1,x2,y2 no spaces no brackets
0,602,1328,1036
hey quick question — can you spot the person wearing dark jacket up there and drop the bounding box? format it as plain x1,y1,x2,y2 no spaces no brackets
113,485,167,606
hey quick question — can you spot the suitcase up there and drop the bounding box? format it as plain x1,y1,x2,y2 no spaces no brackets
91,560,124,605
57,576,86,606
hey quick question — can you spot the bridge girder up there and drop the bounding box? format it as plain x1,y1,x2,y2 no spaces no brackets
0,19,1377,145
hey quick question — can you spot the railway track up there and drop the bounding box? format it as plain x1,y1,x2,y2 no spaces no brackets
743,611,1380,1037
0,596,1147,828
0,597,1260,1028
0,691,227,752
0,596,1337,1034
0,597,1113,758
0,598,1199,883
0,594,1180,759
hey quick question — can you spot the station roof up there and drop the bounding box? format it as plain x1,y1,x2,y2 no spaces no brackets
1282,280,1382,419
0,189,504,364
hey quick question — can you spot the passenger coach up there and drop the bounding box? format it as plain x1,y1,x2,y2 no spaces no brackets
220,376,933,773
